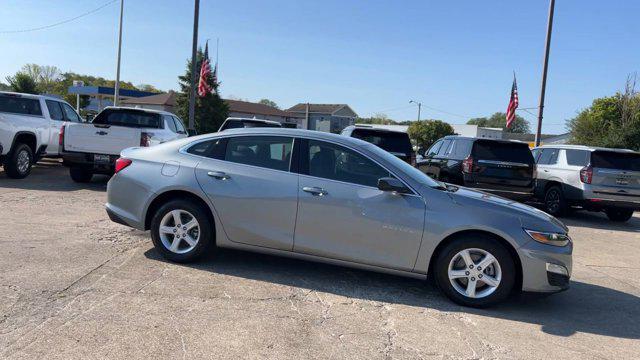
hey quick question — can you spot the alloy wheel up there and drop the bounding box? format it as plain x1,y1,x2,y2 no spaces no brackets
545,189,560,214
158,209,200,254
17,149,31,174
448,248,502,299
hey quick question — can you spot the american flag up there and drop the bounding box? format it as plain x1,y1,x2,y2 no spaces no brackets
197,42,212,97
506,75,519,128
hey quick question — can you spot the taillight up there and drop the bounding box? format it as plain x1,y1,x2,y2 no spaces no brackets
580,165,593,184
410,152,417,167
462,156,475,173
115,158,132,174
140,132,151,147
59,125,65,147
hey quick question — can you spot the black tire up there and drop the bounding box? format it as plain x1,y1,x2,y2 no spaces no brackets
150,199,214,263
434,234,516,308
4,143,33,179
605,208,634,222
69,167,93,183
544,185,567,217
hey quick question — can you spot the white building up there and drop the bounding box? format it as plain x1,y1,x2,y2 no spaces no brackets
354,123,503,139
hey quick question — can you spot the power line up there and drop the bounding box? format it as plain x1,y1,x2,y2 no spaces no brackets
0,0,118,34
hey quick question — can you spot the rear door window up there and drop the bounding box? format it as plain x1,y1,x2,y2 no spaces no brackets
591,151,640,171
0,95,42,116
45,100,64,121
224,136,293,172
565,149,590,166
451,139,473,159
92,109,161,128
186,138,227,159
537,148,559,165
473,140,534,164
350,129,412,154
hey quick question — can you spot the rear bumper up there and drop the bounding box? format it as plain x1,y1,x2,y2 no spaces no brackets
581,198,640,210
62,151,117,174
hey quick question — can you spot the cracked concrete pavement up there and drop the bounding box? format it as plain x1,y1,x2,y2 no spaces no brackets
1,159,639,359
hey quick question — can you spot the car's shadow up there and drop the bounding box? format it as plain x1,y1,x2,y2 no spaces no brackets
144,248,639,339
0,159,109,192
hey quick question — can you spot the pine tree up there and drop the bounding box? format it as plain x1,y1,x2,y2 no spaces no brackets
175,48,228,134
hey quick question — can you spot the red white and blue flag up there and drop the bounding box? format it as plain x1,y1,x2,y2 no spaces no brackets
506,75,519,128
197,42,213,97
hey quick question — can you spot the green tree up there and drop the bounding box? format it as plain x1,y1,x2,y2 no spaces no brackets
6,73,39,94
467,112,530,133
258,98,279,109
567,76,640,150
407,120,455,149
175,49,228,134
0,82,10,91
355,113,396,125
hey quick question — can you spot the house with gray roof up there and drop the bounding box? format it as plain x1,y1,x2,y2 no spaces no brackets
287,103,358,133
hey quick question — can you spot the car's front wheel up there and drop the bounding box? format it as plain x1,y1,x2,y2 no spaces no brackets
434,235,516,308
150,199,214,262
605,208,634,222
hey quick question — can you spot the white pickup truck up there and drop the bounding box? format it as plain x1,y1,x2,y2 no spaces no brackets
62,107,189,182
0,91,82,178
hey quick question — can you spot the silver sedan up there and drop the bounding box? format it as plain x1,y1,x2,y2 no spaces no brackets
106,128,572,307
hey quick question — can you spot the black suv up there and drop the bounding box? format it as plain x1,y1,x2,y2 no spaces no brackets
341,125,416,166
218,117,282,131
418,136,536,200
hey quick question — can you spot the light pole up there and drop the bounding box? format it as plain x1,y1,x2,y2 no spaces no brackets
188,0,200,131
113,0,124,106
535,0,555,146
410,100,422,121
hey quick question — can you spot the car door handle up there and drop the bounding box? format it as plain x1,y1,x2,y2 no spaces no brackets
207,171,230,180
543,169,549,172
302,186,328,196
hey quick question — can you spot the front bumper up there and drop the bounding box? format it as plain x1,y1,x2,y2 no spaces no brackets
519,238,573,293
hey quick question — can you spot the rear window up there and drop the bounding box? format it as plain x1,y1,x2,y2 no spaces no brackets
472,140,534,164
591,151,640,171
0,95,42,116
92,109,161,128
243,121,281,128
350,129,412,154
221,120,281,131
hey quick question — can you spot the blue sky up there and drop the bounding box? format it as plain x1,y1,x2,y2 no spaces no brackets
1,0,638,134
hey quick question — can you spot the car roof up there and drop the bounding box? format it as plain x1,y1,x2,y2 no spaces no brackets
225,117,281,125
442,135,528,144
101,106,175,116
194,127,375,148
533,144,638,153
0,91,69,102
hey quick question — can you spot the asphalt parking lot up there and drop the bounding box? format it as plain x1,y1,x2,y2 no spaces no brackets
1,159,639,359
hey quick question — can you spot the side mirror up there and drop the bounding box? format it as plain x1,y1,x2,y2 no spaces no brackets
187,129,198,137
377,177,412,194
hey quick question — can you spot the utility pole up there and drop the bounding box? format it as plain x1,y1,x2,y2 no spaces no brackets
188,0,200,130
410,100,422,121
535,0,555,147
113,0,124,106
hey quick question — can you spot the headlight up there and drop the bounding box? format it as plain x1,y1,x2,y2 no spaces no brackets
524,229,571,247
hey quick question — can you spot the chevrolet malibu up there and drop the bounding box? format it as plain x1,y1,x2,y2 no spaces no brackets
106,128,572,307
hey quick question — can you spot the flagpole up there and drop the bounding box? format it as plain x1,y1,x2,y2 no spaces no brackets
535,0,555,147
188,0,200,131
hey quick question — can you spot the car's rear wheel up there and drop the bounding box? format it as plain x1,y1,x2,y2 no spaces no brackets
69,167,93,183
150,199,214,262
544,185,567,217
605,208,634,222
4,143,33,179
435,235,516,308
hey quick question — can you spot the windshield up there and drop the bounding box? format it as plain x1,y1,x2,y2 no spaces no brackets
363,143,440,188
351,129,412,154
591,151,640,171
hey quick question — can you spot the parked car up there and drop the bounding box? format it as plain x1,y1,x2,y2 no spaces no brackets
341,125,416,166
106,128,572,307
218,117,282,131
418,136,536,201
533,145,640,222
62,107,188,182
0,91,82,178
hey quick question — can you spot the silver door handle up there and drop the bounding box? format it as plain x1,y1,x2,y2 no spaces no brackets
543,169,549,172
302,186,327,196
207,171,230,180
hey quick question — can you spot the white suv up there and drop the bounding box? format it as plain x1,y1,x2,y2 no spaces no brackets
533,144,640,222
0,91,82,178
